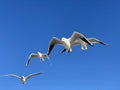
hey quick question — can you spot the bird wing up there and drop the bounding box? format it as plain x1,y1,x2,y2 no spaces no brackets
70,39,87,50
26,53,38,66
25,72,42,80
4,74,21,79
69,32,93,46
88,38,106,45
47,37,62,55
71,39,83,46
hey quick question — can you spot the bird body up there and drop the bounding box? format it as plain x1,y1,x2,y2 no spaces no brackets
37,52,45,61
61,37,72,52
21,76,26,84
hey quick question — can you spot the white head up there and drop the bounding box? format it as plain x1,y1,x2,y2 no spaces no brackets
61,37,67,41
37,52,42,55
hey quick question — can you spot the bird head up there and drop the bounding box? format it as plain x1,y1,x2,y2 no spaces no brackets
61,37,67,41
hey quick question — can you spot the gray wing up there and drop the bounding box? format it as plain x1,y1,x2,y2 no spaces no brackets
88,38,106,45
72,39,87,49
69,32,93,46
71,39,83,46
4,74,21,79
25,72,42,80
47,37,63,55
26,53,38,66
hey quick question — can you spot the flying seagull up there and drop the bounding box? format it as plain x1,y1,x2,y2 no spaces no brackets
3,72,42,84
47,32,93,55
60,37,107,53
26,52,49,66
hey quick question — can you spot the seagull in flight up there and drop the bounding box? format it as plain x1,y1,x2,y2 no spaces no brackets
3,72,42,84
26,52,49,66
47,32,93,55
60,37,107,53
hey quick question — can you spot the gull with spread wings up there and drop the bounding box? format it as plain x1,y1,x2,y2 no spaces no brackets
26,52,49,66
47,32,93,55
3,72,42,84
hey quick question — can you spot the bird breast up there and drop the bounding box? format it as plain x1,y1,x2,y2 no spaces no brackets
62,39,71,51
38,53,43,59
21,77,26,84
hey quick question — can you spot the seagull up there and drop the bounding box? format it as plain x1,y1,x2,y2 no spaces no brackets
47,32,93,55
26,52,49,66
60,37,107,53
3,72,42,84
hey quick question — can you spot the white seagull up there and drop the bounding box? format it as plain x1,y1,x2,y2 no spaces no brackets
26,52,49,66
47,32,93,55
60,37,107,53
4,72,42,84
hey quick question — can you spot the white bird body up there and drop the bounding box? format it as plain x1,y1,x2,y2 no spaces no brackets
26,52,49,66
21,76,26,84
4,72,42,84
61,37,72,52
37,52,45,60
47,32,93,55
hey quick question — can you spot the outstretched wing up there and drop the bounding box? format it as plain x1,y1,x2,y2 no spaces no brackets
4,74,21,79
47,37,62,55
26,53,38,66
70,32,93,46
25,72,42,80
72,39,87,50
71,39,83,46
88,38,106,45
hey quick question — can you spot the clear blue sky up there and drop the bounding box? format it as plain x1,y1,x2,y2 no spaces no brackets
0,0,120,90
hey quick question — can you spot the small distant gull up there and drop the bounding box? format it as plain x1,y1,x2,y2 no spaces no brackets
60,37,107,53
47,32,93,55
3,72,42,84
26,52,49,66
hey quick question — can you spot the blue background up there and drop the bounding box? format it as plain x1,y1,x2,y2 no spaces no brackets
0,0,120,90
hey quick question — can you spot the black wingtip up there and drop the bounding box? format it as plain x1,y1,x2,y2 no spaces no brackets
99,42,107,45
81,37,93,47
60,48,66,53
